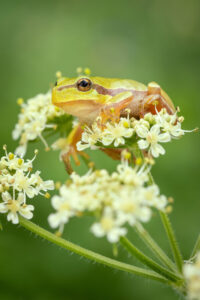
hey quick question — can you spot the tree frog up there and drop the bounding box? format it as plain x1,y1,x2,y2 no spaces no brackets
52,74,175,172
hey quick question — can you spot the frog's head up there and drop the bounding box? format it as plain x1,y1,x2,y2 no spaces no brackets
52,76,113,121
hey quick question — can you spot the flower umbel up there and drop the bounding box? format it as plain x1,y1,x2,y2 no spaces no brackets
0,147,54,224
77,108,191,159
48,163,168,241
12,91,64,156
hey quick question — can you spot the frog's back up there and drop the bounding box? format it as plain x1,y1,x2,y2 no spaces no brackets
91,77,147,91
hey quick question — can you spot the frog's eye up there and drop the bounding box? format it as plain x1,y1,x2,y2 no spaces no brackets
76,78,92,92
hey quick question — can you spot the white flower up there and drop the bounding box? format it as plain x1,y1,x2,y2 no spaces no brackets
184,253,200,300
76,123,102,151
0,192,34,224
48,194,74,229
139,185,167,210
115,163,148,187
91,207,127,243
13,91,64,156
137,124,171,157
101,118,134,147
114,189,152,226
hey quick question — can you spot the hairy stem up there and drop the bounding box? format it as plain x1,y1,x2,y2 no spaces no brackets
19,216,168,284
190,234,200,259
160,212,183,273
131,143,183,274
120,236,183,283
134,223,177,273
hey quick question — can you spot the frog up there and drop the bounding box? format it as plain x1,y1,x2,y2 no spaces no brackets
52,73,176,173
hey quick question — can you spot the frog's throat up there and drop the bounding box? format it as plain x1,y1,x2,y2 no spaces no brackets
55,100,103,123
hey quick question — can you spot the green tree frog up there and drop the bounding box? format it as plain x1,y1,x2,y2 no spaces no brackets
52,74,175,172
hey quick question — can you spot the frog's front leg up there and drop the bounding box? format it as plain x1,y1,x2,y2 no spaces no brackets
62,124,89,174
100,92,133,124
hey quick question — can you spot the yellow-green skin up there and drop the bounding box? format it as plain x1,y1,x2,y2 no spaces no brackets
52,76,175,124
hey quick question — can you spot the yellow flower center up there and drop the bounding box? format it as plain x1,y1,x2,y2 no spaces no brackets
146,133,158,145
101,217,114,231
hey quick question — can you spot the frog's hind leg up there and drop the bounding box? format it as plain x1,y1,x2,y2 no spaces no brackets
62,124,89,174
100,148,122,160
143,82,175,116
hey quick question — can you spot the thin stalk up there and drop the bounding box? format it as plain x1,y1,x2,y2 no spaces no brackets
19,216,168,284
190,234,200,259
160,211,183,273
130,143,183,274
135,222,177,273
120,236,183,283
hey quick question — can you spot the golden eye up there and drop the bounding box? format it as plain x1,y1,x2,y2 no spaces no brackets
76,78,92,92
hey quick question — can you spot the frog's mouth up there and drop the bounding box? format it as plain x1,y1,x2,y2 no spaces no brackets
54,100,103,123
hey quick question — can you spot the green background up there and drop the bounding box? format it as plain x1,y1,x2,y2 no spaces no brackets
0,0,200,299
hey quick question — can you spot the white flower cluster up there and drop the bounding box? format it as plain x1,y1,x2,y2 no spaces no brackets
0,147,54,224
48,163,168,243
184,253,200,300
12,91,64,157
77,117,134,151
77,109,188,158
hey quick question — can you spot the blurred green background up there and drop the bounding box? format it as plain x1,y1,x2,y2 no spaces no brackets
0,0,200,299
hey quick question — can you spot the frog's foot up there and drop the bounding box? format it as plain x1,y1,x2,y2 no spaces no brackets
100,96,133,125
62,146,90,174
61,124,89,174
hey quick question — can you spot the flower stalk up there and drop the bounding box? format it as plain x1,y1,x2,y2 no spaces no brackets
190,234,200,259
134,222,177,272
160,211,183,273
120,236,183,283
19,216,169,284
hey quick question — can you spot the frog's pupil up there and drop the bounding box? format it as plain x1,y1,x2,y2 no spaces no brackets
80,80,88,87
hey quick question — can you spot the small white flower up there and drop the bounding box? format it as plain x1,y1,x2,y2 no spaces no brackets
184,253,200,300
137,124,171,157
0,192,34,224
76,123,102,151
102,118,134,147
48,194,74,228
139,185,167,210
91,207,127,243
115,163,148,187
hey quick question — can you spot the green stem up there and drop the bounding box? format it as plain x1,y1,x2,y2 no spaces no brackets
190,234,200,259
160,212,183,273
19,217,168,284
120,236,183,283
135,223,177,273
131,143,183,274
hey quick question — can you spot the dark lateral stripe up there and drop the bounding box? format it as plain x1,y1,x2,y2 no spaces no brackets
57,84,76,91
57,82,147,97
